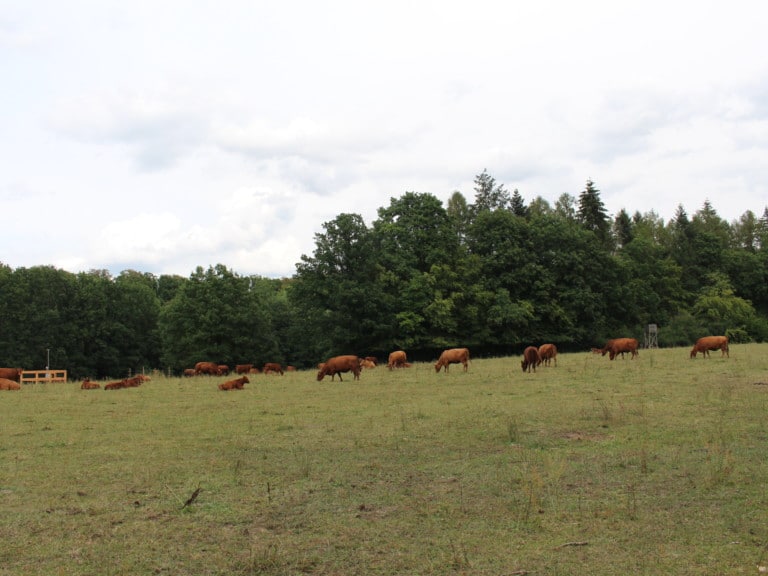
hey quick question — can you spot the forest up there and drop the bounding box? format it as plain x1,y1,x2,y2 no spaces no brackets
1,172,767,379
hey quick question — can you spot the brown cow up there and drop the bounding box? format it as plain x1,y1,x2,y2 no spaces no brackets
387,350,407,370
0,368,22,382
195,361,220,376
217,365,230,376
104,380,126,390
601,338,639,360
183,368,196,377
364,356,378,366
317,355,361,381
285,365,297,372
81,378,101,390
690,335,729,358
249,367,261,374
359,359,376,369
218,376,249,390
263,363,284,375
537,343,558,367
435,348,470,373
0,378,21,390
123,375,145,387
235,364,253,374
521,346,541,372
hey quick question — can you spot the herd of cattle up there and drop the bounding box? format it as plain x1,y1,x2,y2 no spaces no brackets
0,336,731,392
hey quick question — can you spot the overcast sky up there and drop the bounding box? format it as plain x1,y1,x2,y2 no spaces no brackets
2,1,767,279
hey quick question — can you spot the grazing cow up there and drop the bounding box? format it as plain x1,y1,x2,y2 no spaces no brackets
317,355,361,381
601,338,639,361
690,335,729,358
537,343,558,367
218,376,249,390
217,365,230,376
235,364,253,375
81,378,100,390
359,359,376,369
0,367,22,382
194,361,220,376
387,350,407,370
263,363,284,375
0,378,21,390
521,346,541,372
435,348,471,373
183,369,196,377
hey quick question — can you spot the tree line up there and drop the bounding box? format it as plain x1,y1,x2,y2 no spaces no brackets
2,172,767,379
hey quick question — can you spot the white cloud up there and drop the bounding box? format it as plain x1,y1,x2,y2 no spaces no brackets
2,0,768,278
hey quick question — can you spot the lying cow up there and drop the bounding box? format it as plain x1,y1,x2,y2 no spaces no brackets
218,376,249,390
81,378,101,390
123,375,145,387
537,343,558,367
104,380,126,390
435,348,470,373
0,378,21,390
521,346,541,373
690,335,729,358
317,355,360,381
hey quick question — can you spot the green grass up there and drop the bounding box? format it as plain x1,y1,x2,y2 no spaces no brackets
2,344,768,575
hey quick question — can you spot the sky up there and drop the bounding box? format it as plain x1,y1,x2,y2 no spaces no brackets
2,1,767,279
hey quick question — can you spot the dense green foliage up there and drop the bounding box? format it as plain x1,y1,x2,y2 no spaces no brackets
1,175,767,377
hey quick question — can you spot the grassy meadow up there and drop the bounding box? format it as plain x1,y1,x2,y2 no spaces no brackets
2,344,768,575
